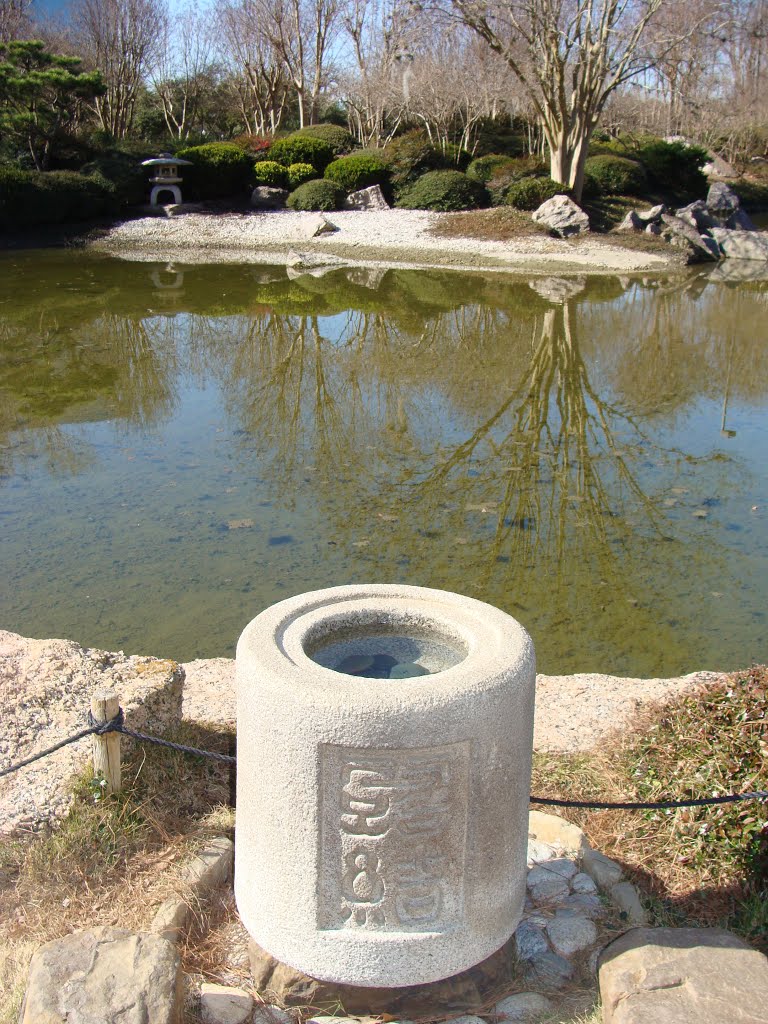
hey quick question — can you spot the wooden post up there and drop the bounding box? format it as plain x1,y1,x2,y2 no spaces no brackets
91,690,121,796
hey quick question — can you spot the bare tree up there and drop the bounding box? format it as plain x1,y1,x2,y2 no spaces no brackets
446,0,676,199
74,0,167,137
0,0,31,41
152,1,215,139
256,0,341,127
215,0,290,134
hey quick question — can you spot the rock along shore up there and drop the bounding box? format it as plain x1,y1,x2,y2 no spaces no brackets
0,629,721,834
91,209,673,274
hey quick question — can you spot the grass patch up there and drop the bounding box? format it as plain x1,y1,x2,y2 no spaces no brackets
0,722,234,1021
531,666,768,950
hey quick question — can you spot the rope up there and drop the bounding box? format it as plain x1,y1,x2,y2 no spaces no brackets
2,708,766,810
0,725,100,778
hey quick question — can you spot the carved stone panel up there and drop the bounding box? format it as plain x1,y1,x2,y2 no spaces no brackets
318,742,471,932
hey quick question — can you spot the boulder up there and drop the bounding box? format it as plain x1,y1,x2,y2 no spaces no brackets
636,203,666,223
599,926,768,1024
710,227,768,260
343,184,390,211
250,186,289,210
531,195,590,237
660,213,720,262
302,213,339,237
22,927,183,1024
675,200,716,232
285,250,344,271
165,202,207,216
706,181,741,223
726,206,757,231
616,210,643,232
0,631,183,833
702,154,737,178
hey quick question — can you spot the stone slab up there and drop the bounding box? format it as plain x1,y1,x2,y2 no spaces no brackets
22,926,183,1024
599,926,768,1023
0,631,184,833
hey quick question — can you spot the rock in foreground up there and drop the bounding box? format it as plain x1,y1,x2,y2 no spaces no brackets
532,195,590,237
22,927,184,1024
599,926,768,1023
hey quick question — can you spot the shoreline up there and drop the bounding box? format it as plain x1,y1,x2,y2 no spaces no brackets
89,208,676,275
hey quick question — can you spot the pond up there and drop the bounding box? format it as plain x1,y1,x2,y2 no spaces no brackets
1,250,766,676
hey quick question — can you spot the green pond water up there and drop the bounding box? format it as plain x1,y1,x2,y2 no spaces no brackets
1,250,767,676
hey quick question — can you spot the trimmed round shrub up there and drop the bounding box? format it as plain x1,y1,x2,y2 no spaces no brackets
324,153,389,193
287,162,317,189
269,135,335,173
396,170,488,211
253,160,288,188
505,175,565,210
466,154,518,183
582,154,647,197
175,142,254,199
286,178,345,211
291,124,354,155
636,138,708,198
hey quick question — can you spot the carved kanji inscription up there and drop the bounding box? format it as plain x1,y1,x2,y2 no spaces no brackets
319,742,470,931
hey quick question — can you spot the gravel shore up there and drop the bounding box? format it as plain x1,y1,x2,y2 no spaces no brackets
93,209,672,274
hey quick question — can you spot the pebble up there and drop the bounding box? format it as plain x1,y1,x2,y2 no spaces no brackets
538,856,578,879
524,948,575,989
526,838,557,864
494,992,555,1021
200,983,253,1024
556,892,605,918
526,865,571,902
514,920,550,961
546,910,598,957
572,871,598,893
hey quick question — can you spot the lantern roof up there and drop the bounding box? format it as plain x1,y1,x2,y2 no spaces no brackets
141,153,193,167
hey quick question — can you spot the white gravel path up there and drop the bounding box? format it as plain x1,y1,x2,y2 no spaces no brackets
94,209,671,273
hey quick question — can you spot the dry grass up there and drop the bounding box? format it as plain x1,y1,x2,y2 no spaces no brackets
0,722,235,1023
428,207,545,241
531,666,768,950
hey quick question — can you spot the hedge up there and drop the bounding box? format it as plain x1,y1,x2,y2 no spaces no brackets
0,167,117,228
175,142,254,199
286,178,345,211
396,170,487,211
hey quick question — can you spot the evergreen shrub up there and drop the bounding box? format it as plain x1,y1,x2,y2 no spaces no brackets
505,175,564,210
0,168,116,227
253,160,288,187
290,124,354,155
380,130,457,193
582,154,648,197
396,170,488,211
286,178,345,211
269,135,335,173
175,142,254,198
466,154,518,183
324,152,389,192
636,138,709,198
287,162,317,189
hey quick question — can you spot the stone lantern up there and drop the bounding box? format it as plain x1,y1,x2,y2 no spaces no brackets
141,153,193,206
235,584,536,989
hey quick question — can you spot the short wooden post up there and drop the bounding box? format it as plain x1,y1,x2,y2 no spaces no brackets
91,690,121,796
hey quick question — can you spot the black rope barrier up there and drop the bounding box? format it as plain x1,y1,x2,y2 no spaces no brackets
2,708,767,810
